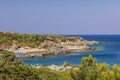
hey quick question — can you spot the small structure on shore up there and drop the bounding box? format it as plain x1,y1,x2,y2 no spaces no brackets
34,63,79,72
0,48,4,51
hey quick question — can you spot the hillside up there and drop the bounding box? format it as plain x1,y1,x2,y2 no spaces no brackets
0,32,101,58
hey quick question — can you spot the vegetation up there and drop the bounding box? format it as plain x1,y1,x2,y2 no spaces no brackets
0,32,65,48
0,51,120,80
70,55,120,80
0,51,72,80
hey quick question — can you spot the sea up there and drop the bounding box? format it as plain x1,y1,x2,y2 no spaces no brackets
20,35,120,66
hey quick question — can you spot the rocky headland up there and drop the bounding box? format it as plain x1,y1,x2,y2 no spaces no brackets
14,36,102,58
0,32,103,58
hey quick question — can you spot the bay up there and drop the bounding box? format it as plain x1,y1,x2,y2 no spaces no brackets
20,35,120,66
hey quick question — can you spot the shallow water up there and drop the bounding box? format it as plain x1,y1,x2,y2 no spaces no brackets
19,35,120,66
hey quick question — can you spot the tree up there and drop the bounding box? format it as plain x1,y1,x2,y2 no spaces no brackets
0,51,72,80
113,64,120,80
0,51,38,80
0,37,11,47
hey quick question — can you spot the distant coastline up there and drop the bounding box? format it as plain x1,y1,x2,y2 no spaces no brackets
0,32,103,58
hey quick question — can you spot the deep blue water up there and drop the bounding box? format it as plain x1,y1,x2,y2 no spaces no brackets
20,35,120,66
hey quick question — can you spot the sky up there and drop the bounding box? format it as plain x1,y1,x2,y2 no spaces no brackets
0,0,120,35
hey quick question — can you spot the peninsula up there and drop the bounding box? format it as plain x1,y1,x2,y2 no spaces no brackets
0,32,102,58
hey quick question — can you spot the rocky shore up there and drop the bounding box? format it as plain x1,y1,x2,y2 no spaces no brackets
0,32,104,58
14,37,103,58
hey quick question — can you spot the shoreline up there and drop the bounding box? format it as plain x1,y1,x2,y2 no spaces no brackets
15,47,100,58
0,34,103,58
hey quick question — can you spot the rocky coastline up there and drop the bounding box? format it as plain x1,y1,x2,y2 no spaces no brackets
14,37,103,58
0,32,104,58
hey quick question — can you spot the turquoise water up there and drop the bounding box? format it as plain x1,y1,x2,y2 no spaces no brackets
20,35,120,66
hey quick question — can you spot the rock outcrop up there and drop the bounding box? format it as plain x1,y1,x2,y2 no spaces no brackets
14,36,103,58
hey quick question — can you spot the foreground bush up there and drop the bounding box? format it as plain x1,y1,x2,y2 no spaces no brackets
70,55,120,80
0,51,72,80
0,51,120,80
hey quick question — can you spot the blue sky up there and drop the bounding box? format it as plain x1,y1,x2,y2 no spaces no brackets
0,0,120,34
